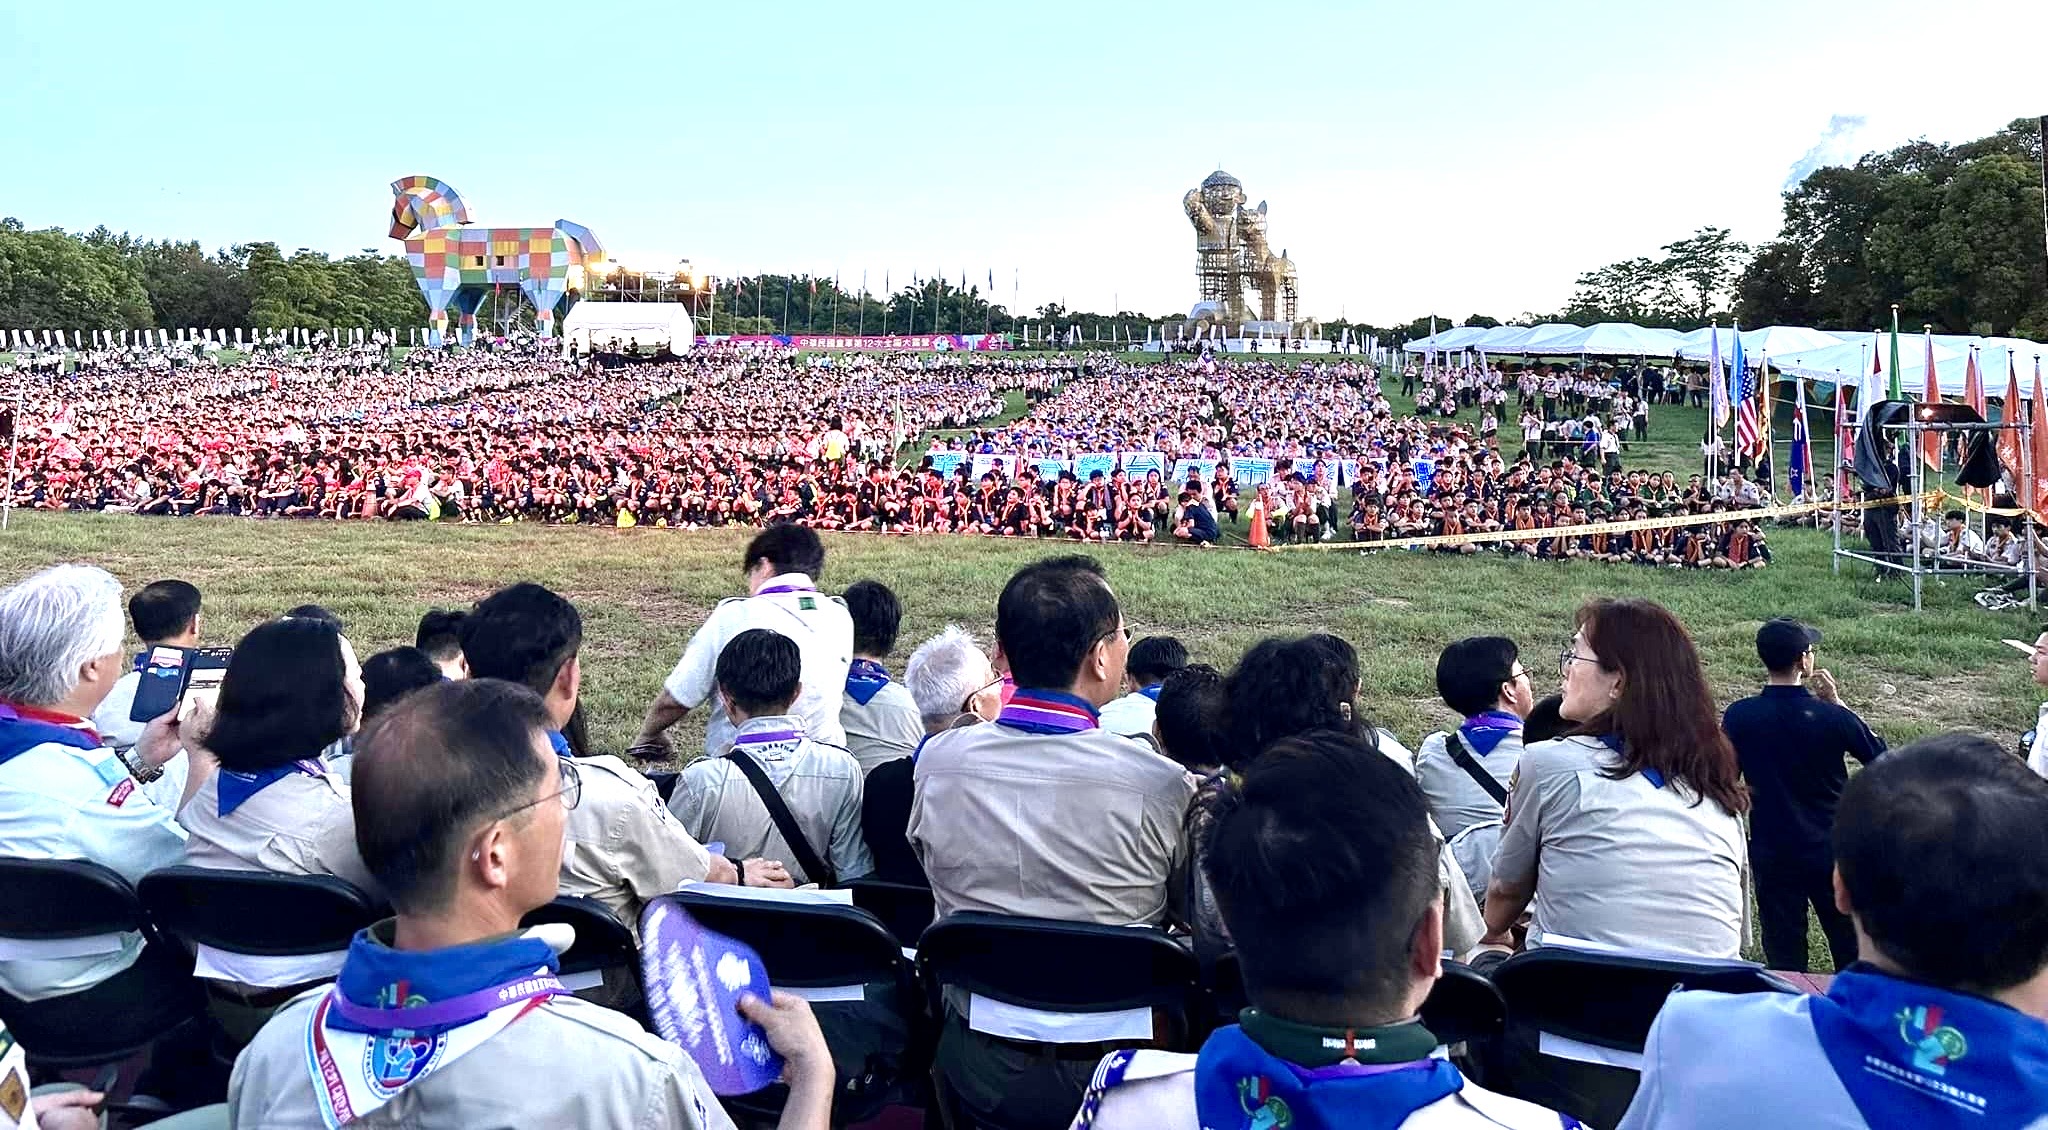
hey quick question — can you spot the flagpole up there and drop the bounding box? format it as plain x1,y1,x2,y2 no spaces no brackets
1,387,19,532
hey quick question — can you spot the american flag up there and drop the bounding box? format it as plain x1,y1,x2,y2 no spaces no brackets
1735,360,1763,459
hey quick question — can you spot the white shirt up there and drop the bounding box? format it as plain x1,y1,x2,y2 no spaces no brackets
2028,703,2048,779
1490,735,1747,959
89,670,146,750
661,574,854,757
839,675,923,774
1096,688,1160,739
669,715,871,885
0,731,189,1000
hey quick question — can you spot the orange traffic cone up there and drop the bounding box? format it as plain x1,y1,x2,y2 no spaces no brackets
1247,490,1270,550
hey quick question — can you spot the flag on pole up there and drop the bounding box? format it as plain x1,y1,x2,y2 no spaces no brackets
1998,353,2023,486
1708,324,1730,430
1834,374,1850,500
1859,329,1886,428
1920,326,1942,471
1735,330,1762,460
1758,350,1775,484
1886,307,1903,401
1963,346,1986,419
2032,356,2048,515
1789,374,1811,497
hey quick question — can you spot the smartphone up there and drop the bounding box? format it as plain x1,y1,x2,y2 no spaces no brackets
127,646,232,723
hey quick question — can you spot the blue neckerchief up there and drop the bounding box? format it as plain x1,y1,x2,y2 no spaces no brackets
1457,710,1522,757
132,651,150,674
1586,732,1661,787
1193,1024,1466,1130
330,926,561,1038
545,729,570,756
216,761,323,816
1137,683,1164,702
845,658,890,706
1810,966,2048,1127
0,704,101,767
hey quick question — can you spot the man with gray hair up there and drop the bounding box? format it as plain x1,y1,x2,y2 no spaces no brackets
0,565,212,1024
861,626,1004,886
903,624,1004,735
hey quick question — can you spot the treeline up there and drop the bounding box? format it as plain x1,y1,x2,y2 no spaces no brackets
1544,117,2048,338
0,220,427,331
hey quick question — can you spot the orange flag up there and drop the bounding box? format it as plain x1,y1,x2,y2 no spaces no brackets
1962,348,1986,502
1920,328,1943,471
2032,357,2048,516
1998,354,2023,494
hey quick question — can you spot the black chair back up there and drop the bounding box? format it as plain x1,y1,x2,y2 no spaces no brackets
843,878,935,948
668,891,925,1125
1493,946,1794,1052
138,866,380,959
917,911,1201,1024
0,858,151,941
520,895,644,1015
0,858,203,1067
1488,946,1797,1129
1207,953,1506,1047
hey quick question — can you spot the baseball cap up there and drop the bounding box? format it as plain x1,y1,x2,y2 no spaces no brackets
1756,618,1822,672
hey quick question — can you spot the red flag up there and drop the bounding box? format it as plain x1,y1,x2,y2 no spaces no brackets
1834,378,1850,500
1997,354,2023,490
1963,347,1986,419
2031,358,2048,515
1920,328,1942,471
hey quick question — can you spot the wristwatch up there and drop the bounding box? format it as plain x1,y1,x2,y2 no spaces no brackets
122,749,166,785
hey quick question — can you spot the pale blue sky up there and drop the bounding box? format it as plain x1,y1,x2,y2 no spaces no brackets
3,0,2042,322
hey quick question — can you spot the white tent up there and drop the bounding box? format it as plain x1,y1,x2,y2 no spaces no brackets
559,302,695,354
1401,325,1492,353
1536,323,1685,358
1772,333,2048,399
1470,322,1583,354
1674,325,1859,361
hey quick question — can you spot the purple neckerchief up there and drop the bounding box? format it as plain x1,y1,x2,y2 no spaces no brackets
733,728,804,747
326,972,565,1031
754,576,817,595
1457,710,1522,757
998,688,1100,735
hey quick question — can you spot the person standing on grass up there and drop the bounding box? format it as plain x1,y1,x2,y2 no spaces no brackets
630,525,854,762
1721,619,1885,972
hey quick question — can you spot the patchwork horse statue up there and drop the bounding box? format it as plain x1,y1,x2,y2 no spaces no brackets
389,176,605,346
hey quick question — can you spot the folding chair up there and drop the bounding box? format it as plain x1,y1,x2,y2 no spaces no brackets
842,877,935,949
1206,953,1505,1048
520,895,646,1023
138,866,383,1051
670,890,925,1126
1488,946,1797,1128
917,913,1203,1130
0,858,204,1069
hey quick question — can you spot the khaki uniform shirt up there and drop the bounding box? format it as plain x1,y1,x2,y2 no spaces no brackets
228,988,738,1130
559,755,715,926
909,719,1194,926
840,678,924,774
668,716,872,886
179,767,375,893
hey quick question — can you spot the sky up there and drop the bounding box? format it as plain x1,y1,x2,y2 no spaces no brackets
3,0,2044,325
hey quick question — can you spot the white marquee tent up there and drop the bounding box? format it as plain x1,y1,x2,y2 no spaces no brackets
559,301,695,354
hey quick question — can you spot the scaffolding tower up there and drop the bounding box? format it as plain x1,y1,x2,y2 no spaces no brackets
1184,170,1299,326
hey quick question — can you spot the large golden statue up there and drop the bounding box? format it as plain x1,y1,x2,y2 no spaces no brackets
1184,169,1299,326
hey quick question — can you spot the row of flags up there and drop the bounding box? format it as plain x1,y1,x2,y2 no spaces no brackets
2,327,390,349
1708,309,2048,510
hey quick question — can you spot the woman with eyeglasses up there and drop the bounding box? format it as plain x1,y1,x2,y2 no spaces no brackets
1480,598,1749,960
181,617,377,896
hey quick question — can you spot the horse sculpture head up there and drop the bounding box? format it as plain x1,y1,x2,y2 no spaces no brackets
389,175,472,239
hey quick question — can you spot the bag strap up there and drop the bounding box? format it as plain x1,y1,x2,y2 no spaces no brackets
723,749,835,887
1448,731,1510,806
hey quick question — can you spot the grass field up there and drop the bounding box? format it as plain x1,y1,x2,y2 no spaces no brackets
0,383,2030,971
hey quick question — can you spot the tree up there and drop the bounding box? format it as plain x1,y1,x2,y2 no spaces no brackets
1659,226,1751,323
1462,314,1502,329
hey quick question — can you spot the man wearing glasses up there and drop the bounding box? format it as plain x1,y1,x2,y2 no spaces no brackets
230,679,836,1129
1721,618,1886,972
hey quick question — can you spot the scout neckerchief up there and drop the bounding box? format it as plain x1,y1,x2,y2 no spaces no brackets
1809,965,2048,1128
997,688,1099,735
845,658,890,706
307,925,566,1128
216,759,328,816
0,702,101,767
1456,710,1522,758
1194,1010,1472,1130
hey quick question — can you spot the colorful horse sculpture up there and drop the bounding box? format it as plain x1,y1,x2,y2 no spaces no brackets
389,176,605,346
